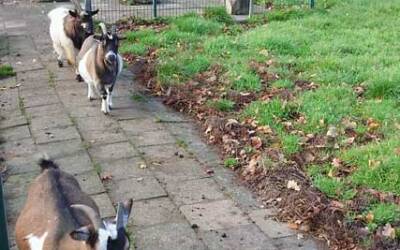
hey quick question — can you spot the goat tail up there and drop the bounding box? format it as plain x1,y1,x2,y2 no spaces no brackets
38,154,59,172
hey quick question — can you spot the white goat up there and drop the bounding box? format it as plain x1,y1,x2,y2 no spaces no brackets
15,157,133,250
48,3,98,81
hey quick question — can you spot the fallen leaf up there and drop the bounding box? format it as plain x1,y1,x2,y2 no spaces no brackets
152,161,162,167
326,126,338,138
332,158,342,168
205,125,212,134
382,223,396,239
367,118,380,131
365,212,374,223
251,137,263,149
138,163,147,169
342,137,355,145
287,180,301,191
257,125,273,134
288,223,299,230
101,172,113,181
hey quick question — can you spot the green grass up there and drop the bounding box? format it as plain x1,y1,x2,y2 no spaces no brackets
122,0,400,240
208,99,235,112
0,64,15,79
366,203,400,227
224,158,238,168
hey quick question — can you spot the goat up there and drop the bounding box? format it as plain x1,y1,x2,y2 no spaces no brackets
15,157,133,250
77,23,123,114
48,1,98,81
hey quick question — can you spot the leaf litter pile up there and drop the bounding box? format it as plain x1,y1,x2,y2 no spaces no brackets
118,1,400,248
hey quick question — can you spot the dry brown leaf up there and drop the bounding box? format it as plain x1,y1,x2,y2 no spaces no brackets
382,223,396,239
251,137,263,149
365,212,374,223
287,180,301,191
367,118,380,131
257,125,273,134
101,172,113,181
326,126,338,138
332,158,342,168
288,223,299,230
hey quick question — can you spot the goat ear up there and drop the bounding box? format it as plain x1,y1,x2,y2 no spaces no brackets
69,10,78,18
91,9,99,16
116,199,133,229
70,226,92,241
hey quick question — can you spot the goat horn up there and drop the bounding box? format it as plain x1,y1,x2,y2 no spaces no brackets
71,204,104,230
99,23,107,35
70,0,83,12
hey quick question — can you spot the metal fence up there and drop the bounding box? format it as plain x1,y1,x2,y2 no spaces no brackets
90,0,315,23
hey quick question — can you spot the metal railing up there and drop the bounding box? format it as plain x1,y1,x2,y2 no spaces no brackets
87,0,316,23
0,175,10,250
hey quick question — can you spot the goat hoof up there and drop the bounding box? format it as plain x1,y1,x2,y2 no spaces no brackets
76,75,83,82
57,61,63,68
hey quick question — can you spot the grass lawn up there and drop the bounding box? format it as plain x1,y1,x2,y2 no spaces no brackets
0,64,15,79
121,0,400,247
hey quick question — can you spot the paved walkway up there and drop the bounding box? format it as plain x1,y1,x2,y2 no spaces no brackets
0,3,322,250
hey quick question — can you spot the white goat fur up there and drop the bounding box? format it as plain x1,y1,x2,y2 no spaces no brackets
48,7,79,72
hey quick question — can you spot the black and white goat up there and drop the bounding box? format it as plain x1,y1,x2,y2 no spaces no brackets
77,23,123,114
48,1,98,81
15,158,133,250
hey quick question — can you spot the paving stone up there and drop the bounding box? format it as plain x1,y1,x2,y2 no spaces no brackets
130,130,176,147
274,236,323,250
25,103,65,119
213,167,261,211
19,87,56,99
5,195,26,224
111,107,150,121
106,176,167,202
0,115,27,130
89,142,139,162
75,170,106,195
3,171,37,200
76,116,119,131
0,125,31,141
187,141,220,167
110,96,136,109
165,177,225,206
35,139,83,159
134,222,206,250
17,69,49,83
180,199,250,231
200,224,277,250
0,76,17,89
129,197,184,227
119,118,164,135
68,104,103,118
3,154,40,175
22,94,59,108
30,114,72,131
99,157,152,180
138,143,190,163
80,129,127,146
152,158,209,183
34,126,81,144
56,151,93,175
0,138,36,160
91,193,116,219
249,210,296,239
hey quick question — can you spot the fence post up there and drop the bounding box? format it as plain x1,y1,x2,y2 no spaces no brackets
85,0,94,34
153,0,157,18
310,0,315,8
248,0,253,18
0,175,10,250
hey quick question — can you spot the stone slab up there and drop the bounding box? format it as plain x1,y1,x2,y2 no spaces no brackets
180,199,250,231
80,129,127,146
249,210,296,239
99,157,152,180
129,197,184,227
200,224,277,250
134,222,206,250
89,142,139,162
130,130,176,147
0,125,31,141
119,118,164,135
75,170,106,195
165,177,225,206
91,193,116,219
106,176,167,202
33,126,81,144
